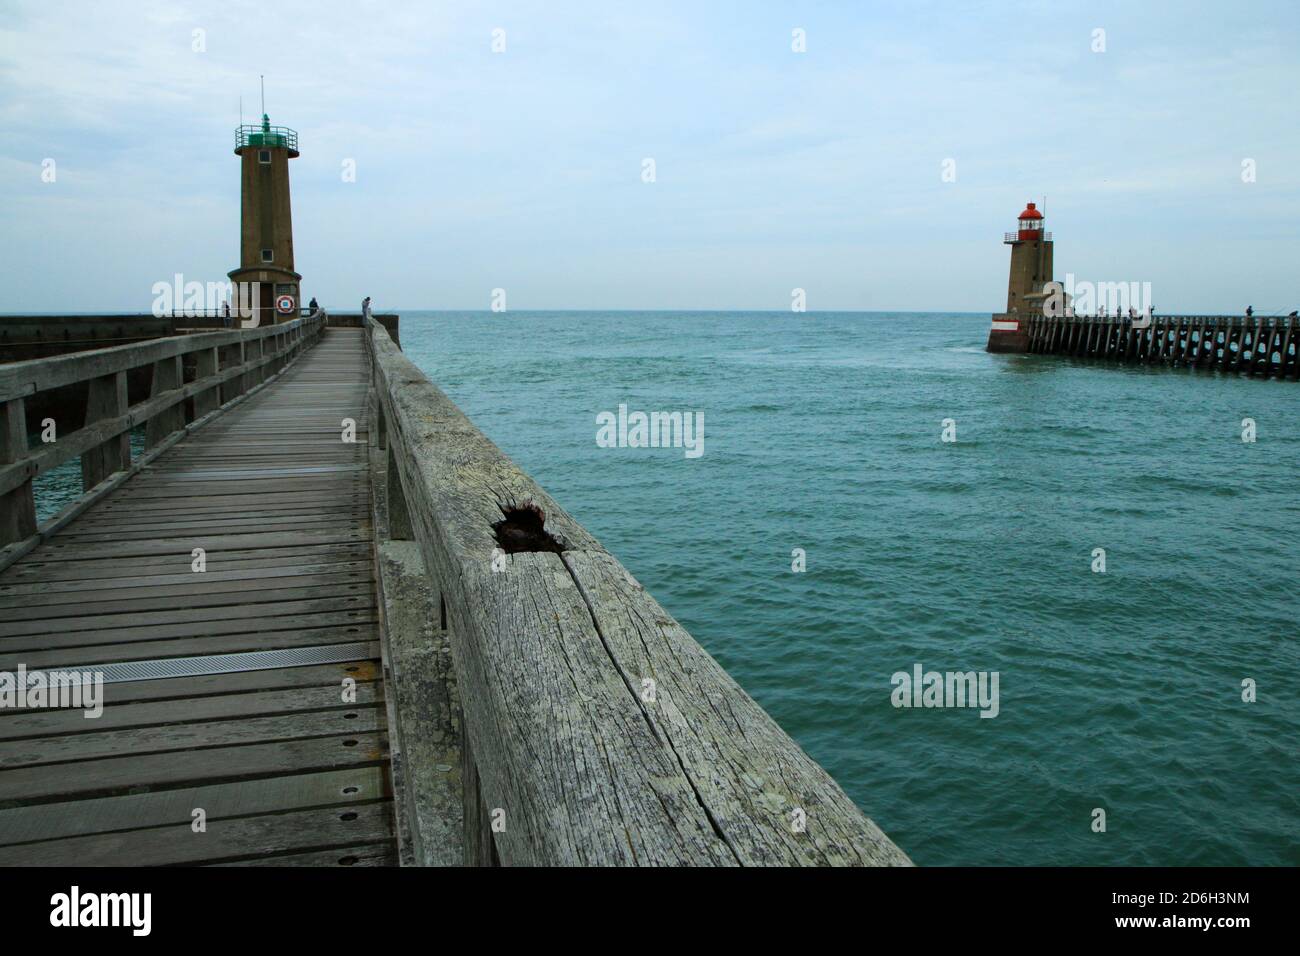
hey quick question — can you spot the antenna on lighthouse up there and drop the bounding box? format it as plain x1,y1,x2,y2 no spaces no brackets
260,75,265,116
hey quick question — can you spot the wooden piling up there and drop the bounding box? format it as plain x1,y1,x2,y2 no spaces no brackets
81,371,130,490
0,399,35,548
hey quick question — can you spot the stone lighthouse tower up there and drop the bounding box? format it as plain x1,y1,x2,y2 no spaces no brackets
986,202,1055,353
228,113,301,327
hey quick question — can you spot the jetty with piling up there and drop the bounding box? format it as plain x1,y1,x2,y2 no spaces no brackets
1020,312,1299,376
985,202,1298,377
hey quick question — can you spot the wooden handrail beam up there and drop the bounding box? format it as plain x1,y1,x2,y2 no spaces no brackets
0,316,313,402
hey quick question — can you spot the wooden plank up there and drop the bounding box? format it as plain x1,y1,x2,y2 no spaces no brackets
213,841,397,867
0,557,369,595
72,499,367,521
0,801,393,867
0,766,388,846
0,660,379,713
1,707,386,769
0,622,376,670
0,595,373,637
28,529,369,562
0,683,383,740
54,515,369,544
0,544,371,582
0,561,372,599
0,577,373,618
0,730,389,803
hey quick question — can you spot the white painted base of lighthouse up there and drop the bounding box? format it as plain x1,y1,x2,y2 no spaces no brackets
986,314,1030,353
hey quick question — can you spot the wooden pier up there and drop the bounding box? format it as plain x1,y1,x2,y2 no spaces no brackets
1015,313,1299,378
0,316,909,866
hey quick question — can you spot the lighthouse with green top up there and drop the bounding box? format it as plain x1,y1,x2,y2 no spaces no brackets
228,111,301,326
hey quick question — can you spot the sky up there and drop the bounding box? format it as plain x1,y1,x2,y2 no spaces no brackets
1,0,1298,314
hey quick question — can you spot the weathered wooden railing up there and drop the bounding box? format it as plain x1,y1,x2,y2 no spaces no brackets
363,316,910,866
0,313,325,567
1020,313,1299,378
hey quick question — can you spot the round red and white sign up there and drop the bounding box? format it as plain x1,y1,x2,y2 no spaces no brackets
275,294,296,315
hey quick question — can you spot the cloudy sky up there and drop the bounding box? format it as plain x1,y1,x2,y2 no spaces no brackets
1,0,1297,314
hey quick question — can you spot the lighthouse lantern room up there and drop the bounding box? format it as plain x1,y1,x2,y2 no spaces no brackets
1016,202,1044,240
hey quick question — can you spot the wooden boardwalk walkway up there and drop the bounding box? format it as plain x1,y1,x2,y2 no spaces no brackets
0,315,910,867
0,329,395,866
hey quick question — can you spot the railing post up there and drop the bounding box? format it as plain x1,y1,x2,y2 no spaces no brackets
1253,321,1263,372
371,356,388,452
145,355,184,448
1292,319,1300,381
250,335,266,385
193,347,220,418
220,340,244,403
1280,318,1295,380
0,398,36,547
81,371,129,491
461,733,498,867
385,444,412,540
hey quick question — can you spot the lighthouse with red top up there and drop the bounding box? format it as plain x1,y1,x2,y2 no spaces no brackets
986,201,1056,352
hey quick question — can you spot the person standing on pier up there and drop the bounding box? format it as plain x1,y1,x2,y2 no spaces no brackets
309,296,319,315
362,295,372,321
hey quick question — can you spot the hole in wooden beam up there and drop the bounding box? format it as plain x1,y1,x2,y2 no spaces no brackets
492,504,566,554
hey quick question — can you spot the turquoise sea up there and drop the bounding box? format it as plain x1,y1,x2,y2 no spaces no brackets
32,311,1300,865
400,310,1299,867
